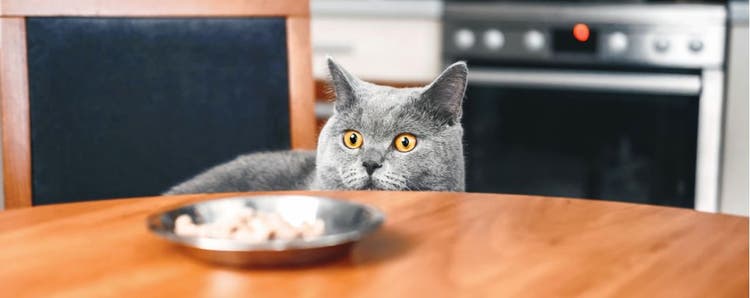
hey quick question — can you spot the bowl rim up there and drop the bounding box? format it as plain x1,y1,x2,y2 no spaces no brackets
146,194,385,252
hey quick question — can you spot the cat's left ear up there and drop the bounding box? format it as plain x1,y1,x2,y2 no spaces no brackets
420,62,468,125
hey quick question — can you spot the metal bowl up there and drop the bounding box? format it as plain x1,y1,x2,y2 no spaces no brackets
147,195,385,267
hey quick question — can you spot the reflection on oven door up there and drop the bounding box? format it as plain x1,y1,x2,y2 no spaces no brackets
463,84,699,208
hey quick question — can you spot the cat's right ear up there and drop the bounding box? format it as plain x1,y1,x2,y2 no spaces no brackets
327,57,359,112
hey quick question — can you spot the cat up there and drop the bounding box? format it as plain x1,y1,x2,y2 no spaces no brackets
165,58,468,194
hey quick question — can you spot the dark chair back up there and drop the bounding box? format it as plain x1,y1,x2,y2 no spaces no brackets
0,1,315,207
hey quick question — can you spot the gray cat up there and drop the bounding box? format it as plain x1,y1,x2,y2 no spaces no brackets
165,58,467,194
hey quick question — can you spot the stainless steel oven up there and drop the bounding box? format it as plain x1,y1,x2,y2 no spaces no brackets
443,3,726,211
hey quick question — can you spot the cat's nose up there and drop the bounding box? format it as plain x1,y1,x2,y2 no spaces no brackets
362,161,382,175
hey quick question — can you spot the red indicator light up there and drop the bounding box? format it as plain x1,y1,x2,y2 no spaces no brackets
573,23,590,42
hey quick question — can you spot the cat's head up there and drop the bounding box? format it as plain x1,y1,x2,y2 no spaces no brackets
313,58,467,191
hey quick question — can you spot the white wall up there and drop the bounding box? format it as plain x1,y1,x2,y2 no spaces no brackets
0,21,4,211
719,7,749,216
311,0,443,83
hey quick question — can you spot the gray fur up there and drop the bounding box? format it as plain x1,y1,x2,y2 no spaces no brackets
166,151,316,194
166,58,468,194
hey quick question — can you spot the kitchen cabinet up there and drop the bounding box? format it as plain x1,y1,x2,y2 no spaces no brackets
311,0,443,83
720,0,749,216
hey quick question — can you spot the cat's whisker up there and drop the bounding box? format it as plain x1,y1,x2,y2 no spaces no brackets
374,174,410,191
383,173,409,190
386,173,406,181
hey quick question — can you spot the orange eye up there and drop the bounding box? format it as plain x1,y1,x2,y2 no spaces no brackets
343,130,363,149
394,133,417,152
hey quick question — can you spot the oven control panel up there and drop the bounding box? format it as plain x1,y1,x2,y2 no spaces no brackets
443,4,726,69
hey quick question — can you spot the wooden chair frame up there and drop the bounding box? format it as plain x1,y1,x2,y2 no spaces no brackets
0,0,316,208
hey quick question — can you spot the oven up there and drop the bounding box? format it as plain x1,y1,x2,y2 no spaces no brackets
443,3,726,211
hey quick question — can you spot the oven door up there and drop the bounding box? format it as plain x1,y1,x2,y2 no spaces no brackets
462,67,720,208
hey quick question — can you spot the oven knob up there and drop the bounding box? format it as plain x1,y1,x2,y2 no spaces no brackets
454,29,475,50
524,30,545,51
483,29,505,50
654,38,670,53
689,39,704,53
608,32,628,53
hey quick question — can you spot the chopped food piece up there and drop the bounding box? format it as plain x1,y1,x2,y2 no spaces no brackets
174,214,198,235
173,207,325,242
301,219,326,239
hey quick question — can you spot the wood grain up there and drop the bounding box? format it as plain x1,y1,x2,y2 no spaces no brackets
1,0,309,17
0,191,746,297
0,18,32,209
287,17,316,150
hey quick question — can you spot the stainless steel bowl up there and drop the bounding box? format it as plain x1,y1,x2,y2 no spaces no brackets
147,195,385,267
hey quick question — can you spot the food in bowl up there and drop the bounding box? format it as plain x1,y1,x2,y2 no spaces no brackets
148,195,385,266
174,207,325,242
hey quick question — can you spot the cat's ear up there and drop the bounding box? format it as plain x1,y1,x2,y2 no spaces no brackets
327,57,359,112
420,62,468,125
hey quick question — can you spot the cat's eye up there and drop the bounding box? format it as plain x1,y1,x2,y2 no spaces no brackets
394,133,417,152
343,130,363,149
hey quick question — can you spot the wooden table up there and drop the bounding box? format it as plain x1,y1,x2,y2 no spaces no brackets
0,191,747,297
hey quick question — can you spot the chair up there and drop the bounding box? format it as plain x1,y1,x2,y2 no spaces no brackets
0,0,316,208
